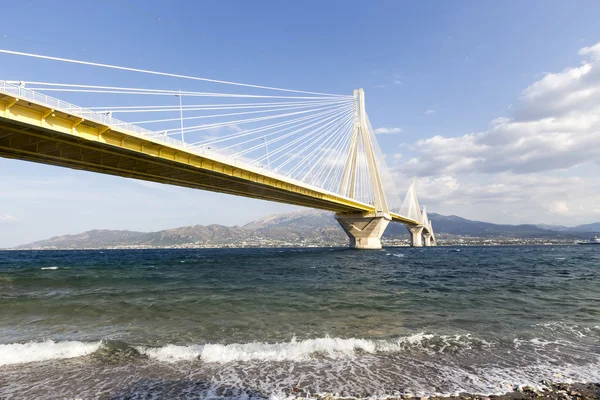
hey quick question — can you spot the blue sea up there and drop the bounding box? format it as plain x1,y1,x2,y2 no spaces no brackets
0,246,599,399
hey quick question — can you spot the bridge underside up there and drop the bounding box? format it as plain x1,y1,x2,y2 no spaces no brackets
0,119,369,214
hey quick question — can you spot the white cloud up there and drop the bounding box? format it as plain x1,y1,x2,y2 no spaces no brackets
393,153,403,160
400,42,600,177
424,109,435,115
393,80,402,85
374,127,402,135
0,214,18,223
405,172,600,225
391,43,600,225
550,201,570,215
578,42,600,61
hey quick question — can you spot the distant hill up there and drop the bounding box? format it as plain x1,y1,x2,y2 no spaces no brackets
19,229,149,249
425,213,553,237
243,210,344,242
11,210,599,249
565,222,600,233
17,224,269,249
537,222,600,233
13,210,349,250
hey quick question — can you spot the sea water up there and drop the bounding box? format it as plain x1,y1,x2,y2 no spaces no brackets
0,246,599,399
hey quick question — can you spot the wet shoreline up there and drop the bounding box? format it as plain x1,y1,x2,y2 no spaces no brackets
296,383,600,400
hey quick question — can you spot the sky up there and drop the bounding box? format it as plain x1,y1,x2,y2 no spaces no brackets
1,0,600,247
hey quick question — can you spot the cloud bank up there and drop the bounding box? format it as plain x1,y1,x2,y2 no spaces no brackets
396,42,600,224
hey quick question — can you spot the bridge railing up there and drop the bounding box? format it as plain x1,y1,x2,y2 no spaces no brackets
0,81,261,157
0,80,158,137
0,80,197,153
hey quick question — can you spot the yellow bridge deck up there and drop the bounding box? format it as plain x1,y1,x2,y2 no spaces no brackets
0,88,423,229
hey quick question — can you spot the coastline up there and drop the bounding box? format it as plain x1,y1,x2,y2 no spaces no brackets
1,239,589,251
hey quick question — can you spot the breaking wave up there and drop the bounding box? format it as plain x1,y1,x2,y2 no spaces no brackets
146,333,489,363
0,340,102,366
0,333,488,366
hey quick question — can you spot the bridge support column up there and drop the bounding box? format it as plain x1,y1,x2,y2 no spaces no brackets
335,213,391,250
407,226,424,247
423,232,432,247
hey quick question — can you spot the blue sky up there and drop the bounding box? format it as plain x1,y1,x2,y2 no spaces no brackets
1,1,600,247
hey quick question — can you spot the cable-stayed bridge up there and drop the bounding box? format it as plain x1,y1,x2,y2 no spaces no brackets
0,50,436,248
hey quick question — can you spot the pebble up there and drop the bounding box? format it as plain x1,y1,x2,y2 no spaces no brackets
302,383,600,400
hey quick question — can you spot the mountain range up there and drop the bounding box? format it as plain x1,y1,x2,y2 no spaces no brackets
10,210,600,249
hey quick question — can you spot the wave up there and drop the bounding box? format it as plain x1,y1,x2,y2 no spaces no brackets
40,266,58,270
138,333,491,363
139,337,384,363
385,253,405,258
0,340,102,366
0,333,487,366
1,325,596,368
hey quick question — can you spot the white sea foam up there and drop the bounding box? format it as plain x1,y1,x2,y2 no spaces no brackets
138,344,204,362
0,340,102,366
40,266,58,270
386,253,405,257
138,337,377,363
201,337,375,363
534,322,598,338
137,333,482,364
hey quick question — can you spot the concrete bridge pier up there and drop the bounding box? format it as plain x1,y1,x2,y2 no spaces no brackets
423,232,432,247
407,226,424,247
335,213,391,249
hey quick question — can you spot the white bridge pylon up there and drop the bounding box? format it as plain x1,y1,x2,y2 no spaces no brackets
398,181,437,247
340,89,389,214
335,89,436,249
335,89,390,249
